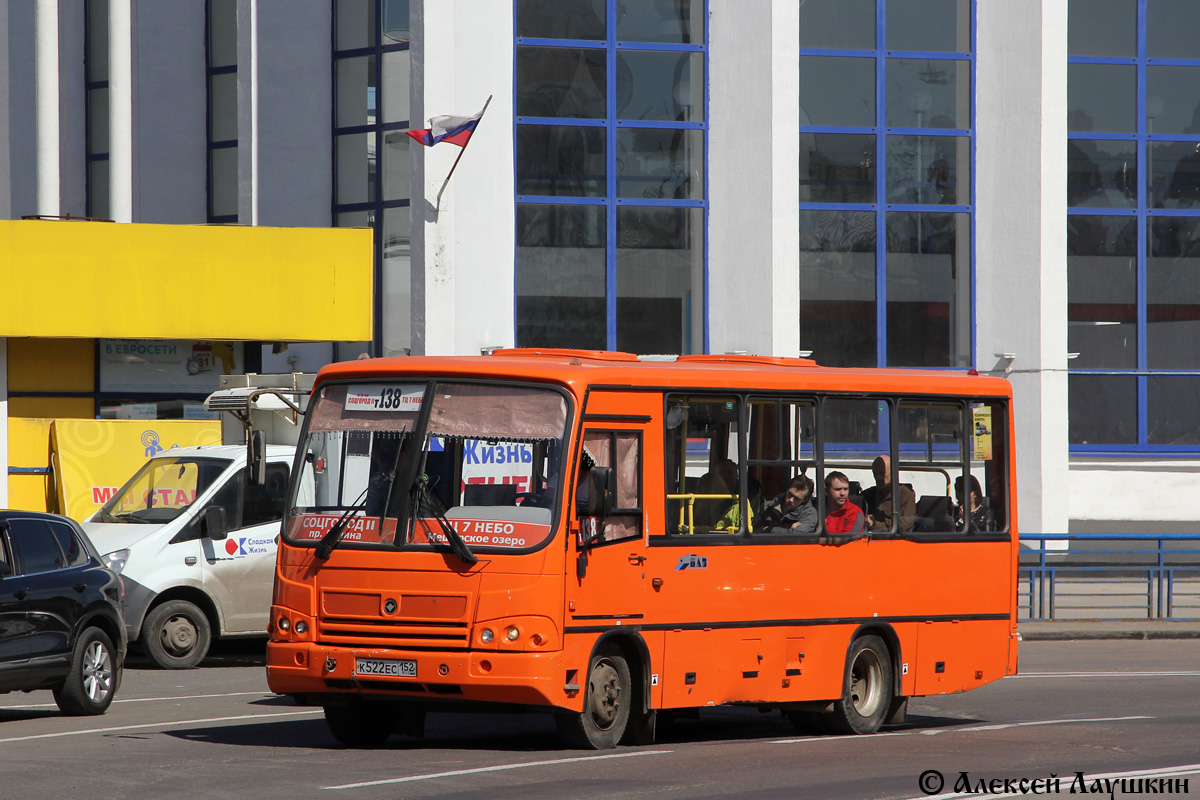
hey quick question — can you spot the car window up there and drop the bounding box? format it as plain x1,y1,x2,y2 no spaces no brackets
7,519,66,574
48,521,89,568
241,464,290,528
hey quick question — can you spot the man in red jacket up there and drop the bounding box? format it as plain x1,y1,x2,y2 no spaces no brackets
824,471,867,534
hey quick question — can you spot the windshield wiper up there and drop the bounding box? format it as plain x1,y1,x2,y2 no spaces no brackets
314,470,395,560
411,475,478,566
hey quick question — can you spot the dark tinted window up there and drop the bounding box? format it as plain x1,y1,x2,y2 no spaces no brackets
48,522,88,567
242,464,290,528
8,520,65,574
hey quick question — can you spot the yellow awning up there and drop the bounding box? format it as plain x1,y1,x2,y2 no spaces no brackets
0,220,373,341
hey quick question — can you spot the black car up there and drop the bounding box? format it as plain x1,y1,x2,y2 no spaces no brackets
0,510,126,715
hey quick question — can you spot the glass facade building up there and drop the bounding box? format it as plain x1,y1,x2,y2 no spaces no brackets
7,0,1200,534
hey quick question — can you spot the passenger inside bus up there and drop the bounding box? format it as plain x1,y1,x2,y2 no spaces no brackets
695,459,739,529
824,471,868,534
754,474,818,533
955,475,995,532
862,455,915,533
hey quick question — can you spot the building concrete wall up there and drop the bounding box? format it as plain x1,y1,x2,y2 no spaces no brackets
1,2,38,220
708,0,800,358
976,0,1070,535
410,0,514,356
110,0,206,223
239,0,331,228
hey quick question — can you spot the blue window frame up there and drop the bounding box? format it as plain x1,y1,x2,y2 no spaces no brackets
332,0,412,356
514,0,708,355
1068,0,1200,454
798,0,975,369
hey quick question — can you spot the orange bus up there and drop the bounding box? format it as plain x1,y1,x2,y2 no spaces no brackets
265,349,1018,748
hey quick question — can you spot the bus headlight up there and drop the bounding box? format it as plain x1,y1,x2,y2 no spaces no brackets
480,628,494,644
506,626,520,641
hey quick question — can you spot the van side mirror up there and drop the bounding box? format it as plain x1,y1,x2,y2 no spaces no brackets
0,561,11,577
203,506,229,541
579,466,616,519
248,430,266,486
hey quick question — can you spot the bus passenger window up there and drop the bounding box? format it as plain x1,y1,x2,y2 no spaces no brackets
582,430,642,543
968,402,1007,532
664,396,742,535
747,398,816,533
898,403,966,534
820,398,886,533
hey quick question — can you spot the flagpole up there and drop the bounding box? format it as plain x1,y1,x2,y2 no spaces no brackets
436,94,493,206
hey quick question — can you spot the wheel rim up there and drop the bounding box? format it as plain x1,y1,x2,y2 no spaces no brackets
82,641,113,703
849,648,884,717
161,614,198,656
586,658,622,732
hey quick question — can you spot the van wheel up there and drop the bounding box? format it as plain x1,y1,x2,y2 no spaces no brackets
555,645,631,749
826,635,893,735
54,628,119,716
324,701,396,747
143,600,211,669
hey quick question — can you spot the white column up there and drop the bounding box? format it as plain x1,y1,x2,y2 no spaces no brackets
708,0,800,357
975,0,1070,535
108,0,132,222
35,0,59,217
410,0,514,356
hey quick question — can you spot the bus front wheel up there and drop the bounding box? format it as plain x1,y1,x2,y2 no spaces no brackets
556,646,631,749
827,634,893,735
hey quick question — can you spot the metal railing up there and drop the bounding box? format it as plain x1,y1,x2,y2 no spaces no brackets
1019,534,1200,621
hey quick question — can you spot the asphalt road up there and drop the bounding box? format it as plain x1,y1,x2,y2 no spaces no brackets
2,640,1199,799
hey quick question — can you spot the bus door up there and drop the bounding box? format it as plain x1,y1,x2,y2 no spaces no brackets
569,409,655,626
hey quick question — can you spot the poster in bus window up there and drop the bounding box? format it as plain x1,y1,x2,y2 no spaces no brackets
973,407,993,460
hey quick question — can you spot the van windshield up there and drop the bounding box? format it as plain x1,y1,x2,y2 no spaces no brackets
286,381,570,553
92,457,231,524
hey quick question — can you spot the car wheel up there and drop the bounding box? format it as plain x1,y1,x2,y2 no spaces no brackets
54,627,119,716
143,600,212,669
555,645,631,749
826,634,893,735
324,701,397,747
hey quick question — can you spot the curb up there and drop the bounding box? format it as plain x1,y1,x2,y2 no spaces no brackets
1019,629,1200,641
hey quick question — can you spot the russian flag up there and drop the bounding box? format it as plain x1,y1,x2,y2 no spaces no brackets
405,107,485,148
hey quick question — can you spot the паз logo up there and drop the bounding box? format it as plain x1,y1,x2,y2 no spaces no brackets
675,554,708,570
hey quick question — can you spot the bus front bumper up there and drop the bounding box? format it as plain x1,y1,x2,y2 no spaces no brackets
265,642,578,710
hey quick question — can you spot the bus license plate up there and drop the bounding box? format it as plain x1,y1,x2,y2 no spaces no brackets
355,658,417,677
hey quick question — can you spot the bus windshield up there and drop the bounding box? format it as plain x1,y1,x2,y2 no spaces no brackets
286,380,570,553
92,456,231,524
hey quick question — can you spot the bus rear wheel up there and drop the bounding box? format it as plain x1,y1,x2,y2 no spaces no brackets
324,700,396,747
556,646,631,749
827,634,893,735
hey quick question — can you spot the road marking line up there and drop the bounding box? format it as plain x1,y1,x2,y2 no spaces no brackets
0,691,276,711
0,709,322,744
896,761,1200,800
323,750,674,790
770,715,1153,744
1014,671,1200,678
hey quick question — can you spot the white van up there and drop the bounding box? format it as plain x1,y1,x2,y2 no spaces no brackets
82,443,301,669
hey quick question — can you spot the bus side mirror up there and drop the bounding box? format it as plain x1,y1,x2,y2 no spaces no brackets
203,506,229,541
248,429,266,486
579,466,616,519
